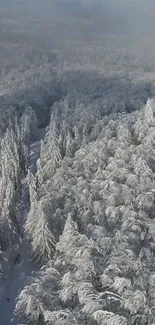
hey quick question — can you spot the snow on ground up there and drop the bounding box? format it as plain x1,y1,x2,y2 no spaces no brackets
0,129,45,325
29,128,46,175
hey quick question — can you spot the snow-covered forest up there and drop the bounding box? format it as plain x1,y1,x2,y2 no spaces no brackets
1,0,155,324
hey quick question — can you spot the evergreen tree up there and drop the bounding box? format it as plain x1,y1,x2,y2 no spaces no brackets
25,199,56,265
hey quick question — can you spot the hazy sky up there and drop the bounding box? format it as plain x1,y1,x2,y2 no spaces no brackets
1,0,155,36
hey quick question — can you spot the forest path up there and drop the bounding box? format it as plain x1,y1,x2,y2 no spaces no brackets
0,129,45,325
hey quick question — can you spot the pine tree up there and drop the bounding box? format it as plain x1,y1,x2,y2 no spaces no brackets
25,199,55,265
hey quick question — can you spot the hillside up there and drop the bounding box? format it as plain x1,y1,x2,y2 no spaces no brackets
0,1,155,324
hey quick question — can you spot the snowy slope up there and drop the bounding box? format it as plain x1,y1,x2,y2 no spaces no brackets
0,129,45,325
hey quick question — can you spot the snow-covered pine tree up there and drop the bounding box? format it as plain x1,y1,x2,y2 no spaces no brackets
25,199,56,265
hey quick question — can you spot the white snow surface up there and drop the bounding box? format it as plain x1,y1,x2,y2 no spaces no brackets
0,129,45,325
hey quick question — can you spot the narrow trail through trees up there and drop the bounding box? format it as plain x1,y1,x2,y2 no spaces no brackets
0,130,45,325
